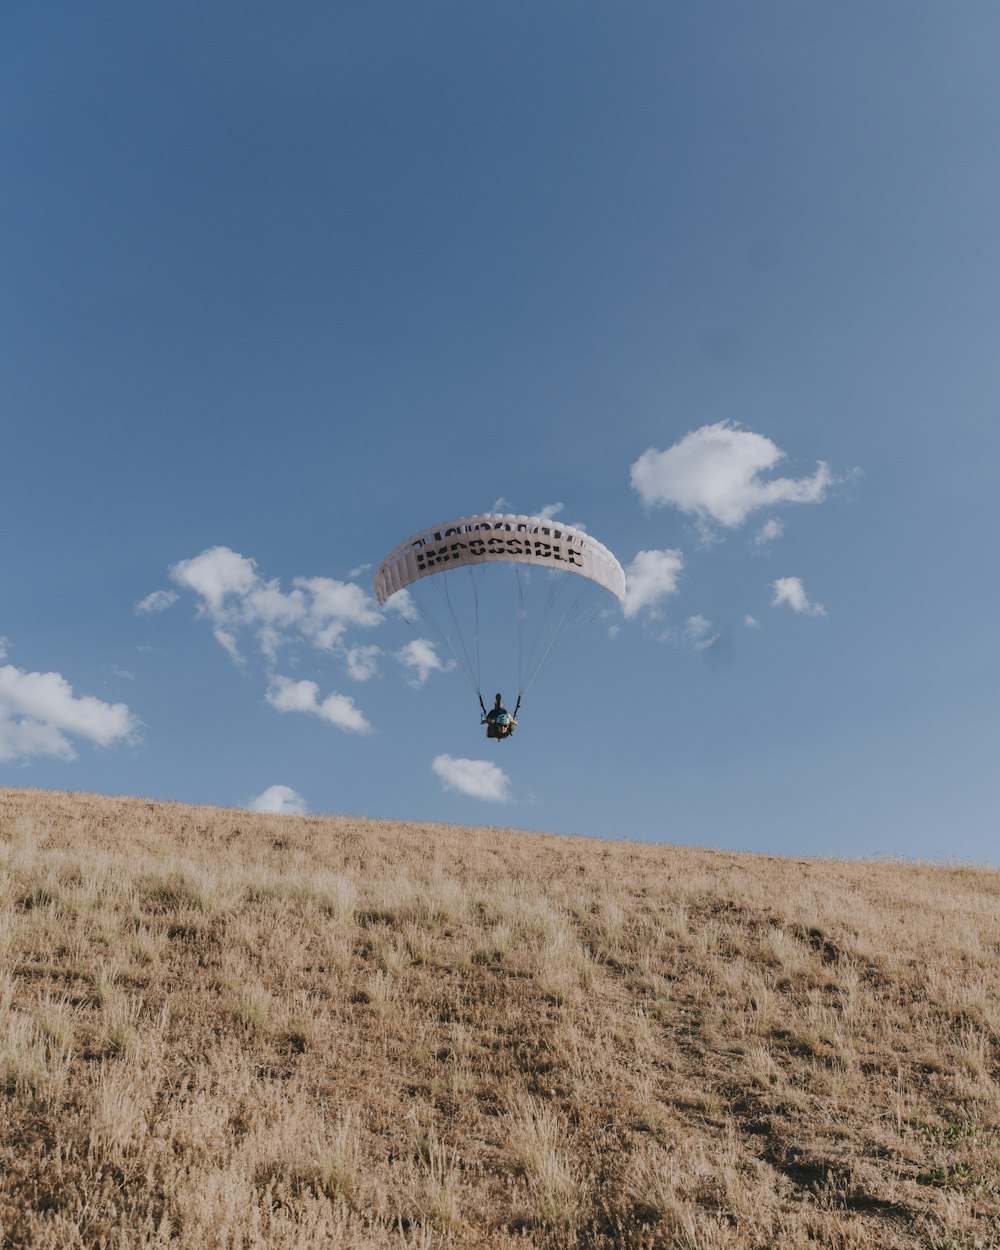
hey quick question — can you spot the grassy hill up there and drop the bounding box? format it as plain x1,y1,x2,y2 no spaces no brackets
1,787,998,1249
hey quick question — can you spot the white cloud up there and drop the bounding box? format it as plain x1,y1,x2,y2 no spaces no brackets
432,754,511,802
685,615,719,650
249,784,309,815
744,615,761,629
623,548,684,619
212,626,244,666
345,645,381,682
112,667,135,681
295,577,382,651
266,675,372,734
0,714,75,762
171,547,259,616
534,502,587,530
771,577,826,618
631,421,832,529
245,581,306,628
348,563,372,579
0,663,138,763
382,587,415,617
492,496,511,511
134,589,179,615
396,639,452,686
168,546,385,670
754,517,784,547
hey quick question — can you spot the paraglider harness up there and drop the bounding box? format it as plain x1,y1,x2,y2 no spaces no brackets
480,693,520,741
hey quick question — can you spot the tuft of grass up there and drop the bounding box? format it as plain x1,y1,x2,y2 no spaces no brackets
309,1108,362,1202
88,1061,150,1157
507,1097,588,1229
415,1128,463,1229
1,1008,72,1097
233,979,273,1030
130,923,166,967
99,987,143,1058
626,1145,694,1231
362,969,397,1018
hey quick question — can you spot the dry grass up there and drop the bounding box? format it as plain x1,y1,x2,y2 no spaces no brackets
1,787,998,1249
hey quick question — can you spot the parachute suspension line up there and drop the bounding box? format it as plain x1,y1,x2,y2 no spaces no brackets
513,563,554,705
515,563,527,704
519,577,600,698
516,565,561,696
467,563,484,703
402,590,471,689
405,575,480,696
438,570,481,696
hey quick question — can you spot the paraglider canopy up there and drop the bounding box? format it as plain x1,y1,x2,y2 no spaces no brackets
374,513,626,605
374,512,626,722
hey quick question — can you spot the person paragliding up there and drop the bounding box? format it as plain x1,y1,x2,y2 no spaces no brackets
482,693,517,741
374,512,626,739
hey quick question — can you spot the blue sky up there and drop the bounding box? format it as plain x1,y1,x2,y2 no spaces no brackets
3,3,999,861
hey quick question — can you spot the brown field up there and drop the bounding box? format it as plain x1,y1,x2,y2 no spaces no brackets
0,787,998,1249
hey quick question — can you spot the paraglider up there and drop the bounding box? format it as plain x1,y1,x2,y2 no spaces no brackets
374,512,626,737
482,693,516,741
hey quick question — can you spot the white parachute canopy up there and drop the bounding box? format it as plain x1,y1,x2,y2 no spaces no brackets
375,513,626,708
374,513,626,604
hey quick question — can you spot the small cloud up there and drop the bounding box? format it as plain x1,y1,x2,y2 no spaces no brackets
396,639,452,686
685,615,719,650
744,615,760,629
348,563,372,579
168,546,384,664
134,589,179,615
432,754,511,802
266,675,373,733
213,627,244,666
294,576,382,650
754,518,784,547
382,587,415,618
249,784,309,815
0,661,139,763
771,577,826,618
245,581,306,630
623,549,684,619
345,645,381,682
631,421,832,529
534,503,586,529
171,547,259,617
112,667,135,681
492,497,511,511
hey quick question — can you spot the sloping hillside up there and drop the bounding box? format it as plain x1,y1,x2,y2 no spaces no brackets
1,787,998,1249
